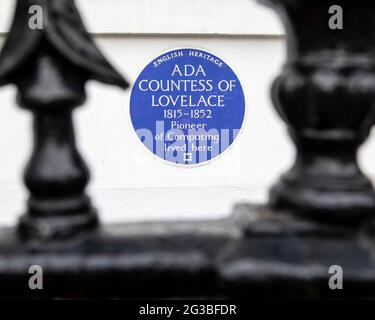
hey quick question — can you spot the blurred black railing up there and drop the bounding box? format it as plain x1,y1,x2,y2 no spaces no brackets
0,0,374,299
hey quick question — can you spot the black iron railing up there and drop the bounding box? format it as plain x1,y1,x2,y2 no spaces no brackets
0,0,374,299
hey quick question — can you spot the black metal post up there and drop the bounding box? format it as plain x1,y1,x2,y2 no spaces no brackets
262,0,375,223
217,0,375,298
0,0,128,241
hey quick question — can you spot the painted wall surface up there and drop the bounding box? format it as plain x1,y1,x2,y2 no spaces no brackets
0,0,283,35
0,1,374,226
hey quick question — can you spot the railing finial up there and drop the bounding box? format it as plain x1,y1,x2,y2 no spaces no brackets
0,0,129,240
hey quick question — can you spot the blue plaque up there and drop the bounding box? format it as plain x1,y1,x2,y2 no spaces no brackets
130,48,246,165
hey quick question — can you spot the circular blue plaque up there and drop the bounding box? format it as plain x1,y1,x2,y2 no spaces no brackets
130,48,246,165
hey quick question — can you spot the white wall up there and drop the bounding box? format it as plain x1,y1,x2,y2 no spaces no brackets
0,0,374,226
0,0,283,35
